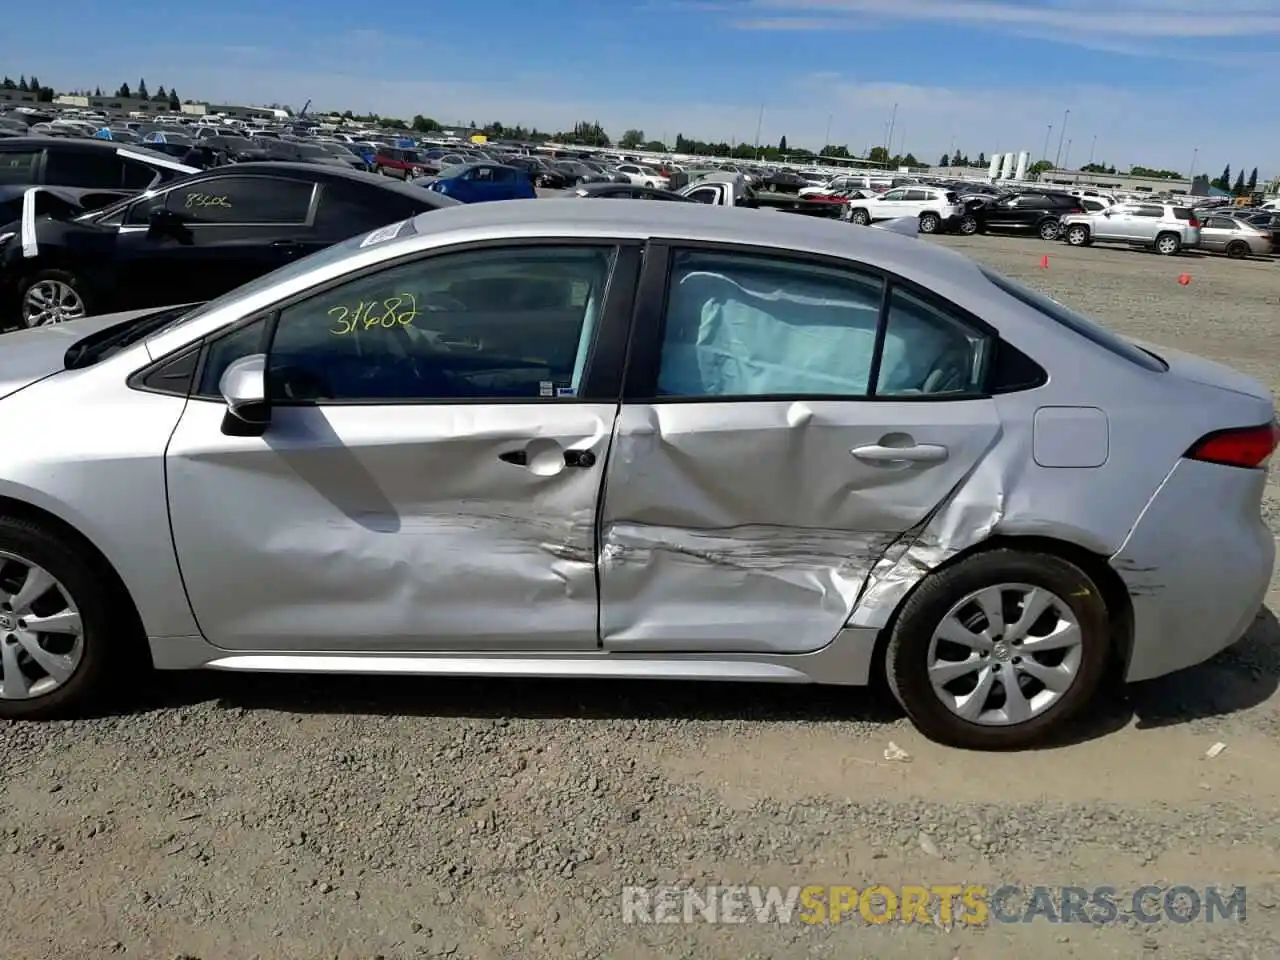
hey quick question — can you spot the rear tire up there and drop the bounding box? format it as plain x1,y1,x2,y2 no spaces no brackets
1155,232,1181,256
1065,224,1091,246
885,549,1111,750
918,212,941,234
1038,219,1061,241
1226,240,1249,259
958,215,978,235
849,208,871,226
0,517,132,721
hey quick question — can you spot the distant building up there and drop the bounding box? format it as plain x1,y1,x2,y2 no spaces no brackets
207,104,288,120
50,94,174,114
0,89,40,105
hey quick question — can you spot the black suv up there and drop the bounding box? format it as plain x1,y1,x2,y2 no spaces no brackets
962,190,1084,239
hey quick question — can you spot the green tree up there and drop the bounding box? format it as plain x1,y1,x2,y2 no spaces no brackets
0,77,14,90
1248,167,1258,191
154,84,167,102
383,117,407,129
1029,159,1053,176
116,82,131,98
1213,164,1230,191
977,152,986,166
17,76,28,91
778,135,788,152
939,152,950,166
411,114,439,132
643,140,667,152
867,146,889,164
619,129,645,149
137,77,148,99
93,85,102,97
168,87,180,108
1233,170,1246,196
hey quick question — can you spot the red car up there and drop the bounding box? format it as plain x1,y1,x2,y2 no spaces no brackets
372,147,429,180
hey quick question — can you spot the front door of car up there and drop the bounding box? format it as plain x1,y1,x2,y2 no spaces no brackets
598,244,1001,655
114,174,317,306
873,188,907,219
165,241,637,652
1093,205,1131,240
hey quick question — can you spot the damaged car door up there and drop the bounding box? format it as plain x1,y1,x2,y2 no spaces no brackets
598,244,1002,654
165,243,635,652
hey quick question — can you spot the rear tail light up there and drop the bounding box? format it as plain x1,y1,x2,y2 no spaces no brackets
1188,218,1201,228
1185,421,1280,468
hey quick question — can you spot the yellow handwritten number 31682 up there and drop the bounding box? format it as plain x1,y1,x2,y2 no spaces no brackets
329,295,420,336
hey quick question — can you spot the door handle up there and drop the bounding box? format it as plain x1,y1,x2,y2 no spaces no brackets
497,448,597,468
271,239,299,248
851,443,949,464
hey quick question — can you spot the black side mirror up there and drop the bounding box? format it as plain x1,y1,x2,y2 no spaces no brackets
147,207,184,237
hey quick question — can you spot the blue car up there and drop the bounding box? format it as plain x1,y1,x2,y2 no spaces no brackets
422,162,536,203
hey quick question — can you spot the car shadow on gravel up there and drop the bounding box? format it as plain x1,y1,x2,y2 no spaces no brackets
122,608,1279,743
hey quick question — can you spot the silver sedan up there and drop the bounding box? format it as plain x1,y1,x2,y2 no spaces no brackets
1196,214,1274,258
0,201,1273,749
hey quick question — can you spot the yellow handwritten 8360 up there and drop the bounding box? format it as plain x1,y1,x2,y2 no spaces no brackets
328,294,420,336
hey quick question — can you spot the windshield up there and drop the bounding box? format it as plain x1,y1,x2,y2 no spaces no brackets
296,144,329,158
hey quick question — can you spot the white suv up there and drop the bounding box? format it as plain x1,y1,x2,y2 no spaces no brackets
845,186,965,233
1059,203,1201,255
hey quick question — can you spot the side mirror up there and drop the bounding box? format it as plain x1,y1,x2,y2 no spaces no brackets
147,207,184,236
218,353,270,436
1102,209,1112,217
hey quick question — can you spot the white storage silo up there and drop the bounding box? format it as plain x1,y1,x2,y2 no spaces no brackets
988,153,1002,179
1000,152,1015,179
1014,151,1029,181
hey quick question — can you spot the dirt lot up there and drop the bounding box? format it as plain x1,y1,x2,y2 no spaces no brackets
2,235,1279,960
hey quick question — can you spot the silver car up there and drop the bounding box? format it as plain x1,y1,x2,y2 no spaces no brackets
1060,202,1202,255
0,201,1273,750
1196,214,1273,258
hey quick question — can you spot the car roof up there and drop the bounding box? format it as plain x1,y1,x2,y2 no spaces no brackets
0,136,124,153
199,161,456,202
396,198,985,286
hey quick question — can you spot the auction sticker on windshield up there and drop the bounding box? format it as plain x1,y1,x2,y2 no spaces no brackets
360,218,416,248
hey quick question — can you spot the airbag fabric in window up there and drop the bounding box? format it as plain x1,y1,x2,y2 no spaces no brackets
657,254,883,398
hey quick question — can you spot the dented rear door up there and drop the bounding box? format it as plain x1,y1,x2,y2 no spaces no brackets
598,243,1003,655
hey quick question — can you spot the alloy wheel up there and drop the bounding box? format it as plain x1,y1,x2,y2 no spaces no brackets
926,583,1083,726
1156,235,1179,255
23,280,86,327
0,552,84,701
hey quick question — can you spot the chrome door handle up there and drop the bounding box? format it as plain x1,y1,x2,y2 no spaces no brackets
851,443,949,464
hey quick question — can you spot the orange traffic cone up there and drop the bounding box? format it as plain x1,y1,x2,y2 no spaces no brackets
1178,273,1191,286
1039,255,1049,269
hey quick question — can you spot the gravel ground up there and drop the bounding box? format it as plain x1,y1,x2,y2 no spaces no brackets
3,234,1280,960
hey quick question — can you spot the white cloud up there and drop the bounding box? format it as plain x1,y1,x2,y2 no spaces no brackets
732,0,1280,38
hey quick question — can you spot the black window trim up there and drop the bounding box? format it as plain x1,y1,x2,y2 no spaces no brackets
158,237,642,406
621,239,1003,404
119,175,320,229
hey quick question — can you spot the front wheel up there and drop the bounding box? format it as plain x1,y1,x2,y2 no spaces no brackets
885,549,1111,750
1155,232,1181,256
958,215,978,235
849,208,871,226
1226,240,1249,259
1038,219,1061,241
19,270,91,328
1065,224,1091,246
918,212,941,234
0,517,128,720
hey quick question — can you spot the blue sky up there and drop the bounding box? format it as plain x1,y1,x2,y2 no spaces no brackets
9,0,1279,177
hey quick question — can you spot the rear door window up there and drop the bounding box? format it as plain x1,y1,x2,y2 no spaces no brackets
0,149,38,184
44,149,125,188
1172,207,1195,221
1133,205,1163,218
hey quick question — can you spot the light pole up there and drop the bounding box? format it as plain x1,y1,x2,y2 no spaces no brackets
885,102,898,158
1063,138,1072,175
1053,108,1070,169
1042,123,1052,163
1188,147,1198,181
1087,135,1096,168
823,113,832,152
754,104,764,160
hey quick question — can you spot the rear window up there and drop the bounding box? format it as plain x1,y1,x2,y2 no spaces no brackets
945,191,959,203
1173,207,1195,220
981,268,1168,372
